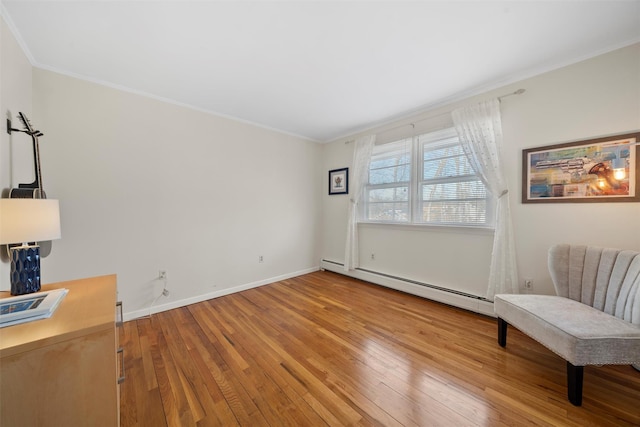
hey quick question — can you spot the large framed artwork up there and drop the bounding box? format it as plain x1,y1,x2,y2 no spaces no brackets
328,168,348,195
522,132,639,203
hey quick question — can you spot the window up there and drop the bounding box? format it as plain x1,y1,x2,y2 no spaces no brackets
364,128,493,227
366,137,412,222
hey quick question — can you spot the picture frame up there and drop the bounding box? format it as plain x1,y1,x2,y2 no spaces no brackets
522,132,639,203
328,167,349,195
0,288,68,327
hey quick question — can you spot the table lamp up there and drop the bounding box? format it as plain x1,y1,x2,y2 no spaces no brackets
0,199,61,295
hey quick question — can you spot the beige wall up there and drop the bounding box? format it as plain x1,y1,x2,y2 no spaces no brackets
29,69,323,318
322,43,640,298
1,16,34,282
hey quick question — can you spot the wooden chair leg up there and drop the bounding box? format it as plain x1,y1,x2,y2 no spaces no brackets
497,318,507,347
567,362,584,406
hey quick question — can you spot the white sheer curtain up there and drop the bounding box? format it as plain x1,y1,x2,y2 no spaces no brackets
344,134,376,271
452,99,518,300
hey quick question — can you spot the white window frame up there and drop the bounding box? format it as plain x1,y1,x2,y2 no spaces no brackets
363,127,494,228
363,137,412,223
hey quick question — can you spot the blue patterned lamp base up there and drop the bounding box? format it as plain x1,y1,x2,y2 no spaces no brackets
9,245,41,295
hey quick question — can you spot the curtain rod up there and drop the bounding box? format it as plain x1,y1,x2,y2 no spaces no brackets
498,88,526,100
345,88,526,144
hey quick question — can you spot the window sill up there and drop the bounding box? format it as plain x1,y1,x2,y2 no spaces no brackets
357,221,495,235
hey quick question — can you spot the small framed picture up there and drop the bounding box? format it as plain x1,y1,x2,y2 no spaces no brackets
329,168,348,195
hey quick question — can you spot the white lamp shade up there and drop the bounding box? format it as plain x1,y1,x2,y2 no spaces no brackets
0,199,61,244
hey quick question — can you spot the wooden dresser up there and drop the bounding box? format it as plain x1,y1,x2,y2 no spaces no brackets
0,275,121,426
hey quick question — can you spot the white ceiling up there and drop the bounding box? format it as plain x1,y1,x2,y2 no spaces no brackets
3,1,640,142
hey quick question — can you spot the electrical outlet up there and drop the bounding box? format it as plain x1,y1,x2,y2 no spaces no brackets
524,279,533,290
370,253,375,261
159,270,167,280
259,255,264,263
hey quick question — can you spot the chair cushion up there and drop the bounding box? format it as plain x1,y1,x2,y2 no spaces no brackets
495,294,640,366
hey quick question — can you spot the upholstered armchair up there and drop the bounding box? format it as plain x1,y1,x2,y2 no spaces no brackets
494,244,640,406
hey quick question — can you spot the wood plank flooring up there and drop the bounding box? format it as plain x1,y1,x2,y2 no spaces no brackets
120,271,640,426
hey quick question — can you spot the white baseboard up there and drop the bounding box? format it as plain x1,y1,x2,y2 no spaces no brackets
320,259,495,317
124,266,319,321
124,262,496,321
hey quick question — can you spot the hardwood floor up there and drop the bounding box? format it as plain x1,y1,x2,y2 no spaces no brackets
120,271,640,426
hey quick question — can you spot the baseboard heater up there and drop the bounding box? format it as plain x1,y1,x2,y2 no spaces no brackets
320,259,495,317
